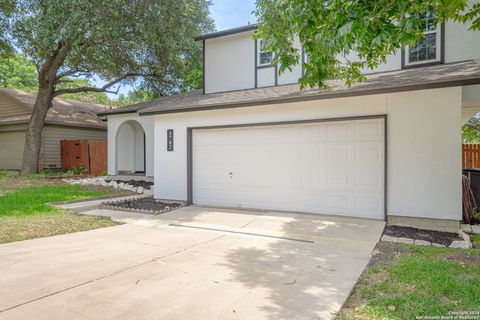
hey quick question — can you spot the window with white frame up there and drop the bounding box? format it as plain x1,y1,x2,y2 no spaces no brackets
405,10,441,66
258,40,273,66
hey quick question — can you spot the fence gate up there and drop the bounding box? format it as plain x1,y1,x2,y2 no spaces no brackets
60,140,107,175
462,144,480,169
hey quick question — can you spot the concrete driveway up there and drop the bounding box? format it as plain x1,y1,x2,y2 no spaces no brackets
0,206,385,320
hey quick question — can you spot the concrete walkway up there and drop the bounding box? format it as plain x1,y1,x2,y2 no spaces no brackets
0,205,385,320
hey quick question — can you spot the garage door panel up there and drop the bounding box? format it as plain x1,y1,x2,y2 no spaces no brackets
355,197,382,213
355,171,383,188
355,144,383,162
193,118,385,219
326,122,350,138
354,119,383,137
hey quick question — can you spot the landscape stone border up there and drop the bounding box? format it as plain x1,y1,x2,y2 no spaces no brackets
381,229,472,249
461,223,480,235
64,177,153,195
99,196,186,215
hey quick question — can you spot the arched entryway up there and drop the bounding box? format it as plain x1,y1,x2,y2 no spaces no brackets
116,120,146,175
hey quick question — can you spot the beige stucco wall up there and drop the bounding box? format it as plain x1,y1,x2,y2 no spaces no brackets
152,87,463,221
107,114,154,176
204,32,256,94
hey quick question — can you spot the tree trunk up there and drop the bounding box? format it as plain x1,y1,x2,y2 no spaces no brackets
20,87,55,174
20,42,69,174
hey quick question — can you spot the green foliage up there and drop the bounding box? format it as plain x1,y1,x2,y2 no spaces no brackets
472,208,480,222
55,79,112,105
185,67,204,90
3,0,213,95
0,54,115,105
66,165,85,176
463,118,480,143
0,0,15,57
0,54,38,91
255,0,479,89
114,88,158,106
0,53,159,106
38,169,55,176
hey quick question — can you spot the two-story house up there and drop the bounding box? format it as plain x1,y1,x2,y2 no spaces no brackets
100,13,480,232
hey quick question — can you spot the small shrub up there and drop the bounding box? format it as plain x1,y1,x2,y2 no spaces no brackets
472,208,480,223
40,169,54,176
67,165,85,176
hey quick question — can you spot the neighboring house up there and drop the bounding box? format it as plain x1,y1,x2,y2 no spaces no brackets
0,88,108,171
100,11,480,232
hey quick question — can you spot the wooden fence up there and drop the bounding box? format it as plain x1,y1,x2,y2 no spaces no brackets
60,140,107,176
462,144,480,169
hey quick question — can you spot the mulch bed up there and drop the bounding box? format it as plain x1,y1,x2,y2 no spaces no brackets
104,179,153,190
384,226,462,246
101,196,184,215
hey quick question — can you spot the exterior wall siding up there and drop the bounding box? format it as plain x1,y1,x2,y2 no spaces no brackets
41,125,107,169
0,94,31,117
0,129,26,170
0,124,28,133
153,87,463,221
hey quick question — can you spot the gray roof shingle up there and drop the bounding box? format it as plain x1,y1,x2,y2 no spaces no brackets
100,60,480,117
0,88,109,129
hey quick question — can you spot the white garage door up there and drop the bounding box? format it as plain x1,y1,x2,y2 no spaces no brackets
193,118,385,219
0,131,25,170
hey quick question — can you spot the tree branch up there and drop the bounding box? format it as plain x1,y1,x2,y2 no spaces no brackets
56,69,90,81
53,73,157,96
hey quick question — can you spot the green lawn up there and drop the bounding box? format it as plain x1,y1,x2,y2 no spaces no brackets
0,184,112,216
336,243,480,320
472,234,480,248
0,170,13,179
0,173,122,243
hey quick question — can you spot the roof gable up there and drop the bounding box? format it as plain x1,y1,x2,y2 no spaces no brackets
0,90,32,117
0,88,109,129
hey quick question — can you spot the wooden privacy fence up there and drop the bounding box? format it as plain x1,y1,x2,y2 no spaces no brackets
60,140,107,176
462,144,480,169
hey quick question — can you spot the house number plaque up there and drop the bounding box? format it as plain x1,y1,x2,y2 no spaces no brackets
167,129,174,151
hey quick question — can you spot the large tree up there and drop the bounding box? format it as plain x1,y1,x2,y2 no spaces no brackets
2,0,213,174
255,0,480,89
0,0,14,57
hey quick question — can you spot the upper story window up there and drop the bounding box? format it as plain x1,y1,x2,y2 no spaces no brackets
258,40,273,66
404,10,443,67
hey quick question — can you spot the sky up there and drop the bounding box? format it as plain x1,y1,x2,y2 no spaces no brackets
102,0,256,99
209,0,256,31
